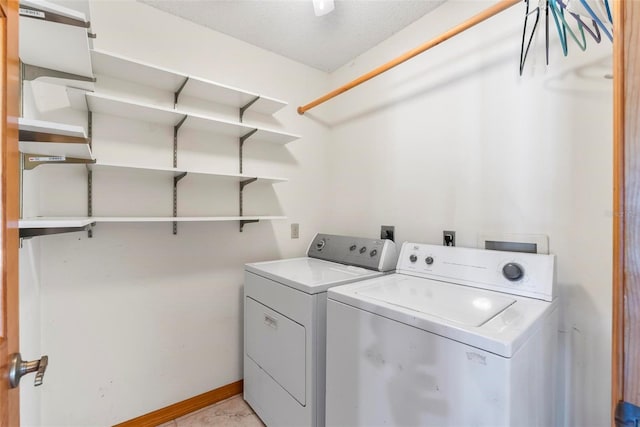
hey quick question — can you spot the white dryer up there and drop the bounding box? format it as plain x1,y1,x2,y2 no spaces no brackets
326,242,559,427
244,233,398,427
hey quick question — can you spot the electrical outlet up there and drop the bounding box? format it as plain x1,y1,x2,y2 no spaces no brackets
381,225,395,242
443,230,456,247
291,223,299,239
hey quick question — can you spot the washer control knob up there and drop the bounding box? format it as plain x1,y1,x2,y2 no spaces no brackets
503,263,524,281
409,254,418,263
425,256,434,265
359,246,367,254
370,249,378,257
316,239,326,250
349,244,357,251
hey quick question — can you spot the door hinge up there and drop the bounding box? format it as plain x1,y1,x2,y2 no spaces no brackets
616,401,640,427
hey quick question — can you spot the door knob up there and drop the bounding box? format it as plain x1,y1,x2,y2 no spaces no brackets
8,353,48,388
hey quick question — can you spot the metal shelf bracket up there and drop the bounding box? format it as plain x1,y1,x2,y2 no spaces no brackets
239,96,260,123
239,129,258,174
19,4,91,28
173,172,187,235
174,115,187,168
20,223,95,239
239,219,259,232
87,111,93,238
87,168,93,238
22,63,95,84
174,77,189,108
239,178,258,232
22,153,95,170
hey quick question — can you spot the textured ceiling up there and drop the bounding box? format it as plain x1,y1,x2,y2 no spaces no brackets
139,0,445,72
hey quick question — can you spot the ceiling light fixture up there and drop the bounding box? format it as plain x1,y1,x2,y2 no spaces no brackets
312,0,335,17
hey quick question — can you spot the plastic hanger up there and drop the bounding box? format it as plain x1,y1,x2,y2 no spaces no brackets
602,0,612,23
562,0,602,43
520,0,541,75
549,0,587,53
578,0,612,41
549,0,569,55
545,0,550,65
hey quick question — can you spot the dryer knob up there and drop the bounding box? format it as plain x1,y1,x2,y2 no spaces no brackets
425,256,434,265
503,263,524,281
409,254,418,263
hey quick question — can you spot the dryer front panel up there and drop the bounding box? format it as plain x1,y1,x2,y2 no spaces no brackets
246,297,306,405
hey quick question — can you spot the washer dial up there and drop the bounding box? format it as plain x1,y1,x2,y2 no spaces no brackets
502,262,524,281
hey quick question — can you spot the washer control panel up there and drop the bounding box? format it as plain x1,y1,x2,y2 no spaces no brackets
397,243,555,301
307,234,398,272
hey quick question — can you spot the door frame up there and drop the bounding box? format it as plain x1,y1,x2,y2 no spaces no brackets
612,0,640,424
0,0,20,424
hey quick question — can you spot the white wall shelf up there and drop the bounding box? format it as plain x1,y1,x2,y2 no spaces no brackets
19,215,287,238
92,216,287,223
19,117,94,160
19,0,95,89
71,92,299,145
88,162,288,184
91,49,288,115
21,25,295,236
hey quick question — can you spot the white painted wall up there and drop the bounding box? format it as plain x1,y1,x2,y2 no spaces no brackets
19,1,612,426
19,1,331,425
314,2,612,426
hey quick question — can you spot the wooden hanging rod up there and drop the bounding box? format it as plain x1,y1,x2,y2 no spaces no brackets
297,0,521,115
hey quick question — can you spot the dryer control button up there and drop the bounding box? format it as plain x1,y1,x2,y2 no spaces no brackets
503,263,524,281
409,254,418,263
425,256,434,265
359,246,367,254
370,249,378,257
349,244,357,251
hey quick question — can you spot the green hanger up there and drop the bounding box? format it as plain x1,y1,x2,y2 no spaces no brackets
549,0,587,53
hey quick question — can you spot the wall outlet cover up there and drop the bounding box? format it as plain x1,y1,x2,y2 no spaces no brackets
291,223,299,239
381,225,395,242
443,230,456,247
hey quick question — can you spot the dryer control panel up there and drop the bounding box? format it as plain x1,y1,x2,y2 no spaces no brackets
397,243,555,301
307,234,397,272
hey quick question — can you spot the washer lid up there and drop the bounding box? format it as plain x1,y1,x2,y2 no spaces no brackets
329,274,557,357
356,276,515,326
245,257,384,294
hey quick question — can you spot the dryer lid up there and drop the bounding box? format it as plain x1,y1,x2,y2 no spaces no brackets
355,276,516,326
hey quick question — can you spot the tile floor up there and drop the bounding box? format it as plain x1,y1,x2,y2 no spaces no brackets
159,395,265,426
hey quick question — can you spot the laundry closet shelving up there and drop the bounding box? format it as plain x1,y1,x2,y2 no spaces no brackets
18,0,298,238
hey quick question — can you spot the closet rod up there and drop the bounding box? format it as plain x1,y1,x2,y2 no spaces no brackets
297,0,520,115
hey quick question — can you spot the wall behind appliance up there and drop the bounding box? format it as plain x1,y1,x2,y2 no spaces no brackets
22,1,331,425
316,1,612,426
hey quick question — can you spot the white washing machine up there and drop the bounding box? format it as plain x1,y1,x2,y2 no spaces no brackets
326,242,559,427
244,233,398,427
